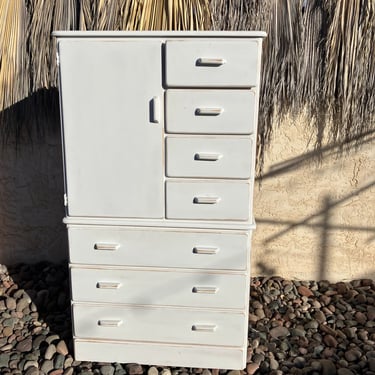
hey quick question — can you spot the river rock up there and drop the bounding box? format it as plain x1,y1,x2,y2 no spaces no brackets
126,363,144,375
56,340,69,356
16,337,32,352
270,326,289,338
320,359,337,375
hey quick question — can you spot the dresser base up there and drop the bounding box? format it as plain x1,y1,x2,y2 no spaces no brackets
74,339,246,370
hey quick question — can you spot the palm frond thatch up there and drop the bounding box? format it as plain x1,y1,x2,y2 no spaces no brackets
323,0,375,143
211,0,375,174
77,0,210,31
0,0,28,114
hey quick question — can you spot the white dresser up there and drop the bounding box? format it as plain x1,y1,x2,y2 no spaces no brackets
54,31,265,370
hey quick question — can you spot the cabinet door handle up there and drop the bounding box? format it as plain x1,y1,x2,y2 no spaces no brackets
193,196,220,204
94,243,120,251
194,152,222,161
192,286,219,294
98,319,123,327
150,96,160,123
195,107,223,116
192,246,219,255
96,282,122,289
192,324,217,332
196,58,226,66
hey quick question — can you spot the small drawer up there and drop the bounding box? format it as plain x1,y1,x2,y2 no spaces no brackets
166,181,250,221
165,40,260,88
73,304,246,347
68,226,249,270
166,136,253,179
166,90,256,134
71,267,247,309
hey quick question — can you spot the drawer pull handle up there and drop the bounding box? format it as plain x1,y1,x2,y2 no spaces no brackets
94,243,120,251
98,319,123,327
193,196,220,205
196,58,226,66
192,246,219,255
96,282,122,289
150,96,160,124
194,152,222,162
192,286,219,294
195,107,223,116
192,324,217,332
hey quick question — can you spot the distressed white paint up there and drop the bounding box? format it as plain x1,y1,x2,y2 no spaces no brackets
55,31,262,369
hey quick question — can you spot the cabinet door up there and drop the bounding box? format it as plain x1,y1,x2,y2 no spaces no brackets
58,40,164,218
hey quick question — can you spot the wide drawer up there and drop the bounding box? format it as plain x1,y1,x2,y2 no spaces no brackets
73,304,246,347
166,136,253,179
165,90,257,134
166,181,250,221
71,267,247,309
74,339,246,369
165,40,260,87
68,226,249,270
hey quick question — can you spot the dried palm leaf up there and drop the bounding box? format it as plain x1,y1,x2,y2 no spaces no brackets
0,0,28,108
0,0,29,138
323,0,375,145
29,0,77,91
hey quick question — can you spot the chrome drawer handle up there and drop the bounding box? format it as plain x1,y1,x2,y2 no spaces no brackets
98,319,123,327
193,196,220,204
192,246,219,255
195,107,223,116
96,282,122,289
196,58,226,66
194,153,222,161
192,286,219,294
94,243,120,251
192,324,217,332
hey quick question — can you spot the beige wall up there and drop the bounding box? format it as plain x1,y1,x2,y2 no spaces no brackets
252,120,375,282
0,124,373,282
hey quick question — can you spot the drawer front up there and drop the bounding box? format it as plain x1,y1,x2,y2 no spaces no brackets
165,90,256,134
71,267,247,309
165,40,260,87
74,340,246,369
166,136,253,179
68,226,249,270
166,181,250,221
73,304,246,346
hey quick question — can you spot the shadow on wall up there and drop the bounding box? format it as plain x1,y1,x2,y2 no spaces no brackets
254,129,375,281
0,91,68,265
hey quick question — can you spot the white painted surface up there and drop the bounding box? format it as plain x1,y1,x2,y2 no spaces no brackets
166,136,253,179
53,30,267,38
68,226,249,270
74,340,246,369
58,40,164,218
71,267,247,308
165,90,256,134
73,304,246,346
56,32,263,368
166,181,250,220
64,217,255,229
165,40,261,87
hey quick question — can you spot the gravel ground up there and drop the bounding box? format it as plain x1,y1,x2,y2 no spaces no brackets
0,262,374,375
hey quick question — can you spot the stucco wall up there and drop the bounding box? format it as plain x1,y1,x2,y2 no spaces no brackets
0,124,373,282
0,131,67,264
252,121,375,282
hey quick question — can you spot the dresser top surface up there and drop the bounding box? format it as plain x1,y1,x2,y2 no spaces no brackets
52,30,266,39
